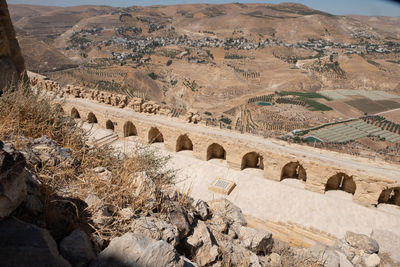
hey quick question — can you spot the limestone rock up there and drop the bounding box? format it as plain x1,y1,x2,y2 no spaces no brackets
131,171,156,202
305,243,340,267
364,253,380,267
336,251,353,267
0,144,27,219
207,214,229,236
345,231,379,254
260,253,281,267
185,220,219,266
90,233,184,267
84,194,103,211
208,198,246,226
237,226,273,255
60,229,96,267
371,229,400,263
193,199,210,220
168,202,192,239
0,0,27,91
130,216,179,246
334,239,356,261
0,217,70,266
217,239,261,267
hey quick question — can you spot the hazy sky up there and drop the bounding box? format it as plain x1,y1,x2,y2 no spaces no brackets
7,0,400,16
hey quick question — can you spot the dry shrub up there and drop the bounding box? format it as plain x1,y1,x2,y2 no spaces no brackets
0,82,83,149
0,82,176,241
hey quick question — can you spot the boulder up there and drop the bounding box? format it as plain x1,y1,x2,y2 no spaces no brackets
168,202,192,239
60,229,96,267
217,239,261,267
130,216,179,246
237,226,273,255
345,231,379,254
260,253,281,267
0,144,27,219
131,172,156,205
90,233,184,267
24,194,43,216
84,194,103,211
364,253,380,267
193,200,210,220
333,239,356,261
185,220,219,266
336,251,353,267
0,217,70,266
305,243,340,267
371,229,400,263
208,199,246,226
207,214,229,236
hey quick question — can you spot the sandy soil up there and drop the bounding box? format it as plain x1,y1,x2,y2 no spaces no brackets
379,108,400,123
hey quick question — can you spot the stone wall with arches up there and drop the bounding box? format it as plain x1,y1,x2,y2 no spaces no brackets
63,100,400,208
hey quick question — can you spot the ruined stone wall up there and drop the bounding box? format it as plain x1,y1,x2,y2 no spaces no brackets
59,100,400,208
30,74,400,208
0,0,26,91
30,76,200,123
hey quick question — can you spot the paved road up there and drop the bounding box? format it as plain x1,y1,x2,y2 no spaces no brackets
67,97,400,181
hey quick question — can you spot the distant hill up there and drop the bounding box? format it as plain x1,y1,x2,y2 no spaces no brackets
17,36,77,73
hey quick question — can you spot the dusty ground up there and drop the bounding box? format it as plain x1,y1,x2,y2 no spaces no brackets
379,108,400,124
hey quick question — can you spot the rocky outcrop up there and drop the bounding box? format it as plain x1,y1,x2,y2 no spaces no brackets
130,216,180,246
344,231,379,254
0,142,27,219
0,217,71,266
60,229,96,267
0,0,26,91
2,135,398,266
371,229,400,263
184,220,219,266
208,198,247,226
90,233,184,267
237,226,273,254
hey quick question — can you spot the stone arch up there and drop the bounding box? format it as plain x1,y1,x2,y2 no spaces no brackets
106,120,114,131
176,134,193,152
87,112,98,123
325,172,356,194
123,121,137,137
57,106,65,113
280,161,307,181
378,187,400,206
71,108,80,119
207,143,226,160
148,127,164,144
241,152,264,170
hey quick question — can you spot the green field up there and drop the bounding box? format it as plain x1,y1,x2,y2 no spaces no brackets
277,91,332,101
300,97,333,111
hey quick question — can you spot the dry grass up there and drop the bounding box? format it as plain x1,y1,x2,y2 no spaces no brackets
0,82,176,241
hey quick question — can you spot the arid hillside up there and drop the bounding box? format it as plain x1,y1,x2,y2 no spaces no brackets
9,3,400,153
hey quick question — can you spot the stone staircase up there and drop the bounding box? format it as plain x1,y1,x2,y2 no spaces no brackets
246,215,337,248
92,132,119,146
